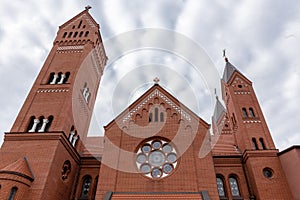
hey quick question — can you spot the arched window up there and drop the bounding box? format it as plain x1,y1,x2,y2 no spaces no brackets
48,72,55,84
85,31,89,37
36,116,45,132
249,108,255,117
216,176,226,198
160,112,164,122
27,116,36,132
8,187,18,200
63,32,67,38
154,108,159,122
73,32,78,38
79,31,84,37
149,113,153,122
242,108,248,118
80,175,92,199
229,176,240,197
259,138,266,150
68,32,73,38
44,116,54,132
64,72,70,83
252,138,258,150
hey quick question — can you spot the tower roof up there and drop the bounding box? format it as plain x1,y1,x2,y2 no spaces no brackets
59,7,99,29
0,157,34,182
212,97,226,122
222,61,239,83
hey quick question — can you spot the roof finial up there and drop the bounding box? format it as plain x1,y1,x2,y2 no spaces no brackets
223,49,229,63
153,77,160,85
214,88,219,100
85,5,92,11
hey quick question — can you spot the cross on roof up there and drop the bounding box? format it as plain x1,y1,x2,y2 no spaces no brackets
85,5,92,10
153,77,160,84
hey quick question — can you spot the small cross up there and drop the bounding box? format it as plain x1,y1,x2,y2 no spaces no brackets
223,49,229,62
85,5,92,10
153,77,160,84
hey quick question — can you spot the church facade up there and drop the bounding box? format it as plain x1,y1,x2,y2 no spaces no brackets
0,8,298,200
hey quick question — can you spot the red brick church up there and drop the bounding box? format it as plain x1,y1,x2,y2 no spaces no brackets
0,8,299,200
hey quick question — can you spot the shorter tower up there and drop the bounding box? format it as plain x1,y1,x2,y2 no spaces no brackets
220,57,293,199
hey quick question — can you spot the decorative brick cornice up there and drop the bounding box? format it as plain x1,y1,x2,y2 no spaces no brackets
37,89,70,93
122,89,191,123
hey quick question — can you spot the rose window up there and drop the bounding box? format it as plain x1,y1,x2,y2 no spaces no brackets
136,138,178,179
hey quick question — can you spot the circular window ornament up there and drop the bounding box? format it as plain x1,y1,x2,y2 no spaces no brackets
263,168,273,179
136,138,178,179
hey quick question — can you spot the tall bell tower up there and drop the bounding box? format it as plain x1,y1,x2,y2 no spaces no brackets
0,7,107,200
221,57,292,199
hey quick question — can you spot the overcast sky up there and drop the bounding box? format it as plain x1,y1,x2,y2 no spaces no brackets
0,0,299,151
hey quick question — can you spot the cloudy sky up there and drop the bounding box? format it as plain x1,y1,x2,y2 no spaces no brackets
0,0,299,151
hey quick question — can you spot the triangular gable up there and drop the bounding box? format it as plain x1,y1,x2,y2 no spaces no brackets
105,84,209,129
59,8,99,30
222,61,252,86
0,157,34,181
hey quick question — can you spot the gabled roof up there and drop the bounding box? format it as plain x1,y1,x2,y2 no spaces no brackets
222,61,239,83
222,60,252,84
105,83,209,129
212,97,226,122
0,157,34,182
59,7,99,29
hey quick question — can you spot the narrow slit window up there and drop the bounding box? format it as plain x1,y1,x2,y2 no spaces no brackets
73,32,78,38
48,72,55,84
44,116,54,132
154,108,159,122
252,138,259,150
149,113,153,122
64,72,70,83
78,20,82,29
8,187,18,200
259,138,266,150
160,112,164,122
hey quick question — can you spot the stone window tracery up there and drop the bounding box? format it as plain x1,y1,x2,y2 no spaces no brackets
136,138,178,179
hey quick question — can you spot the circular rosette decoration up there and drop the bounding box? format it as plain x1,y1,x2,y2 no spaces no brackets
136,138,178,179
